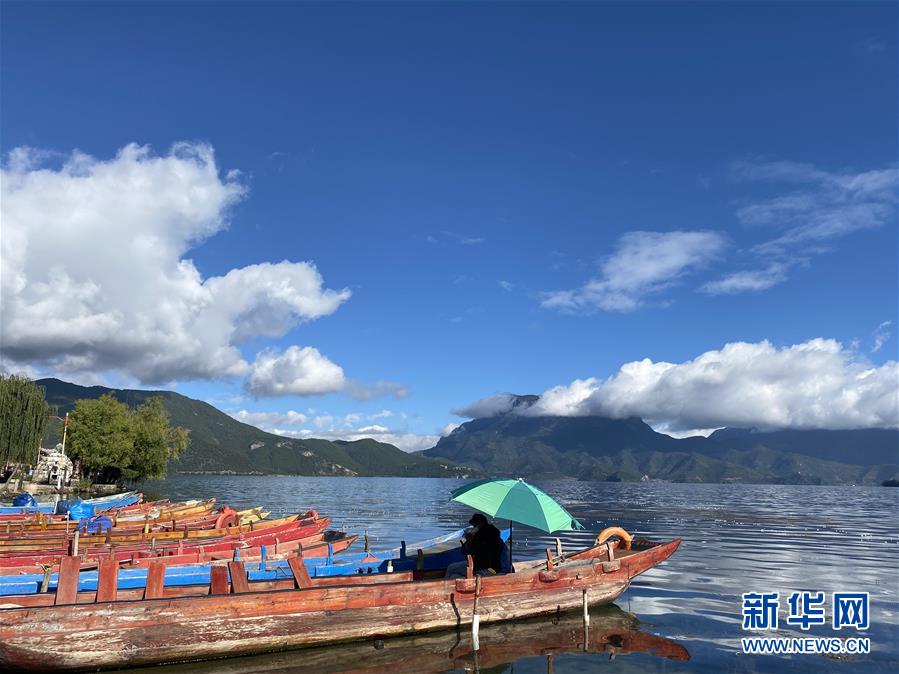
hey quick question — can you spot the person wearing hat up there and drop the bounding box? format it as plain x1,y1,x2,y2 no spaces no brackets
444,513,504,578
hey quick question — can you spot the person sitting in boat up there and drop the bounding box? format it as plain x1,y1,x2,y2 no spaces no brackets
445,513,504,578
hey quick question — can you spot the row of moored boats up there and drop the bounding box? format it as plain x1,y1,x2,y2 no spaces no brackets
0,490,681,672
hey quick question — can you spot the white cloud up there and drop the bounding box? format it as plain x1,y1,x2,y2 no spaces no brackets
873,321,892,354
245,346,345,397
701,161,897,295
701,262,790,295
231,409,308,427
452,393,518,418
455,339,898,431
313,414,335,429
272,426,439,453
357,424,390,433
647,423,722,439
542,230,727,312
441,422,461,436
234,405,435,452
498,280,514,291
0,142,350,384
529,378,600,417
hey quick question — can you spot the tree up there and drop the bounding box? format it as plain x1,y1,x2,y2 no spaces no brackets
67,395,133,481
0,375,52,465
129,397,188,480
67,394,188,482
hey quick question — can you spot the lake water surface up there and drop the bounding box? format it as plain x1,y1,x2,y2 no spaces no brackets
139,476,899,674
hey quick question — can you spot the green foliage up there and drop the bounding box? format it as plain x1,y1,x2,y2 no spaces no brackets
67,395,133,475
67,394,188,482
130,397,188,480
0,374,52,465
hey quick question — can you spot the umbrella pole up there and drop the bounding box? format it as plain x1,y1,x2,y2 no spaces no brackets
509,520,513,569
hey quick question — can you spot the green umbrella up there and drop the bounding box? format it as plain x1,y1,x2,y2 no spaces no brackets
451,478,584,533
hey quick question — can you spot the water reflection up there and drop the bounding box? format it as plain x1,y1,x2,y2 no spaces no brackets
117,605,688,674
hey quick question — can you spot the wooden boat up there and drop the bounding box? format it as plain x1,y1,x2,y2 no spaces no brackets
0,524,343,577
0,531,358,597
116,604,689,674
0,526,486,592
0,498,217,530
0,512,311,552
0,501,221,537
0,505,268,540
0,530,680,671
0,515,327,568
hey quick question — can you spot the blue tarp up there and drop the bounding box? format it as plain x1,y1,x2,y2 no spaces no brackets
11,493,37,507
79,515,113,534
66,502,96,520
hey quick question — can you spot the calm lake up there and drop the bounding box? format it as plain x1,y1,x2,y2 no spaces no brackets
137,476,899,674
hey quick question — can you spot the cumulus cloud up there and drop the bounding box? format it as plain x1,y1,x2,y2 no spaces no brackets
542,230,727,312
245,346,345,397
0,142,351,384
454,339,898,432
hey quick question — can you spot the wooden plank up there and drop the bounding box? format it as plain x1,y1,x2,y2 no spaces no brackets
288,556,312,588
228,561,250,593
96,559,119,602
210,565,229,595
144,561,165,599
54,556,81,605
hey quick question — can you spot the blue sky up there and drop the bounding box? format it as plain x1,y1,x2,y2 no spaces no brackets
2,1,896,449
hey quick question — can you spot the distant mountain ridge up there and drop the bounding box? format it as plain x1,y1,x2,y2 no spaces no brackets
36,379,472,478
423,396,899,485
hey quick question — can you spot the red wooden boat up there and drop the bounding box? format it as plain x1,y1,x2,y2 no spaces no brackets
0,530,680,671
0,515,328,569
0,507,298,551
0,527,353,576
0,498,212,529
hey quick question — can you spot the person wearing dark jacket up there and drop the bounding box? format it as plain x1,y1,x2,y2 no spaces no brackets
445,513,504,578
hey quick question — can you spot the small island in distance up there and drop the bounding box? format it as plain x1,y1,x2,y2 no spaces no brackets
39,380,898,486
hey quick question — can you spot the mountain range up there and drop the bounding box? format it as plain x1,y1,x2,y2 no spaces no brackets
36,379,472,478
422,396,898,485
37,381,897,485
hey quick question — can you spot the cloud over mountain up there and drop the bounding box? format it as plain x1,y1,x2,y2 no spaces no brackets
454,339,898,432
0,142,350,388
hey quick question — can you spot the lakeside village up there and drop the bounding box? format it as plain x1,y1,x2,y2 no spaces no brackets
0,374,685,670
